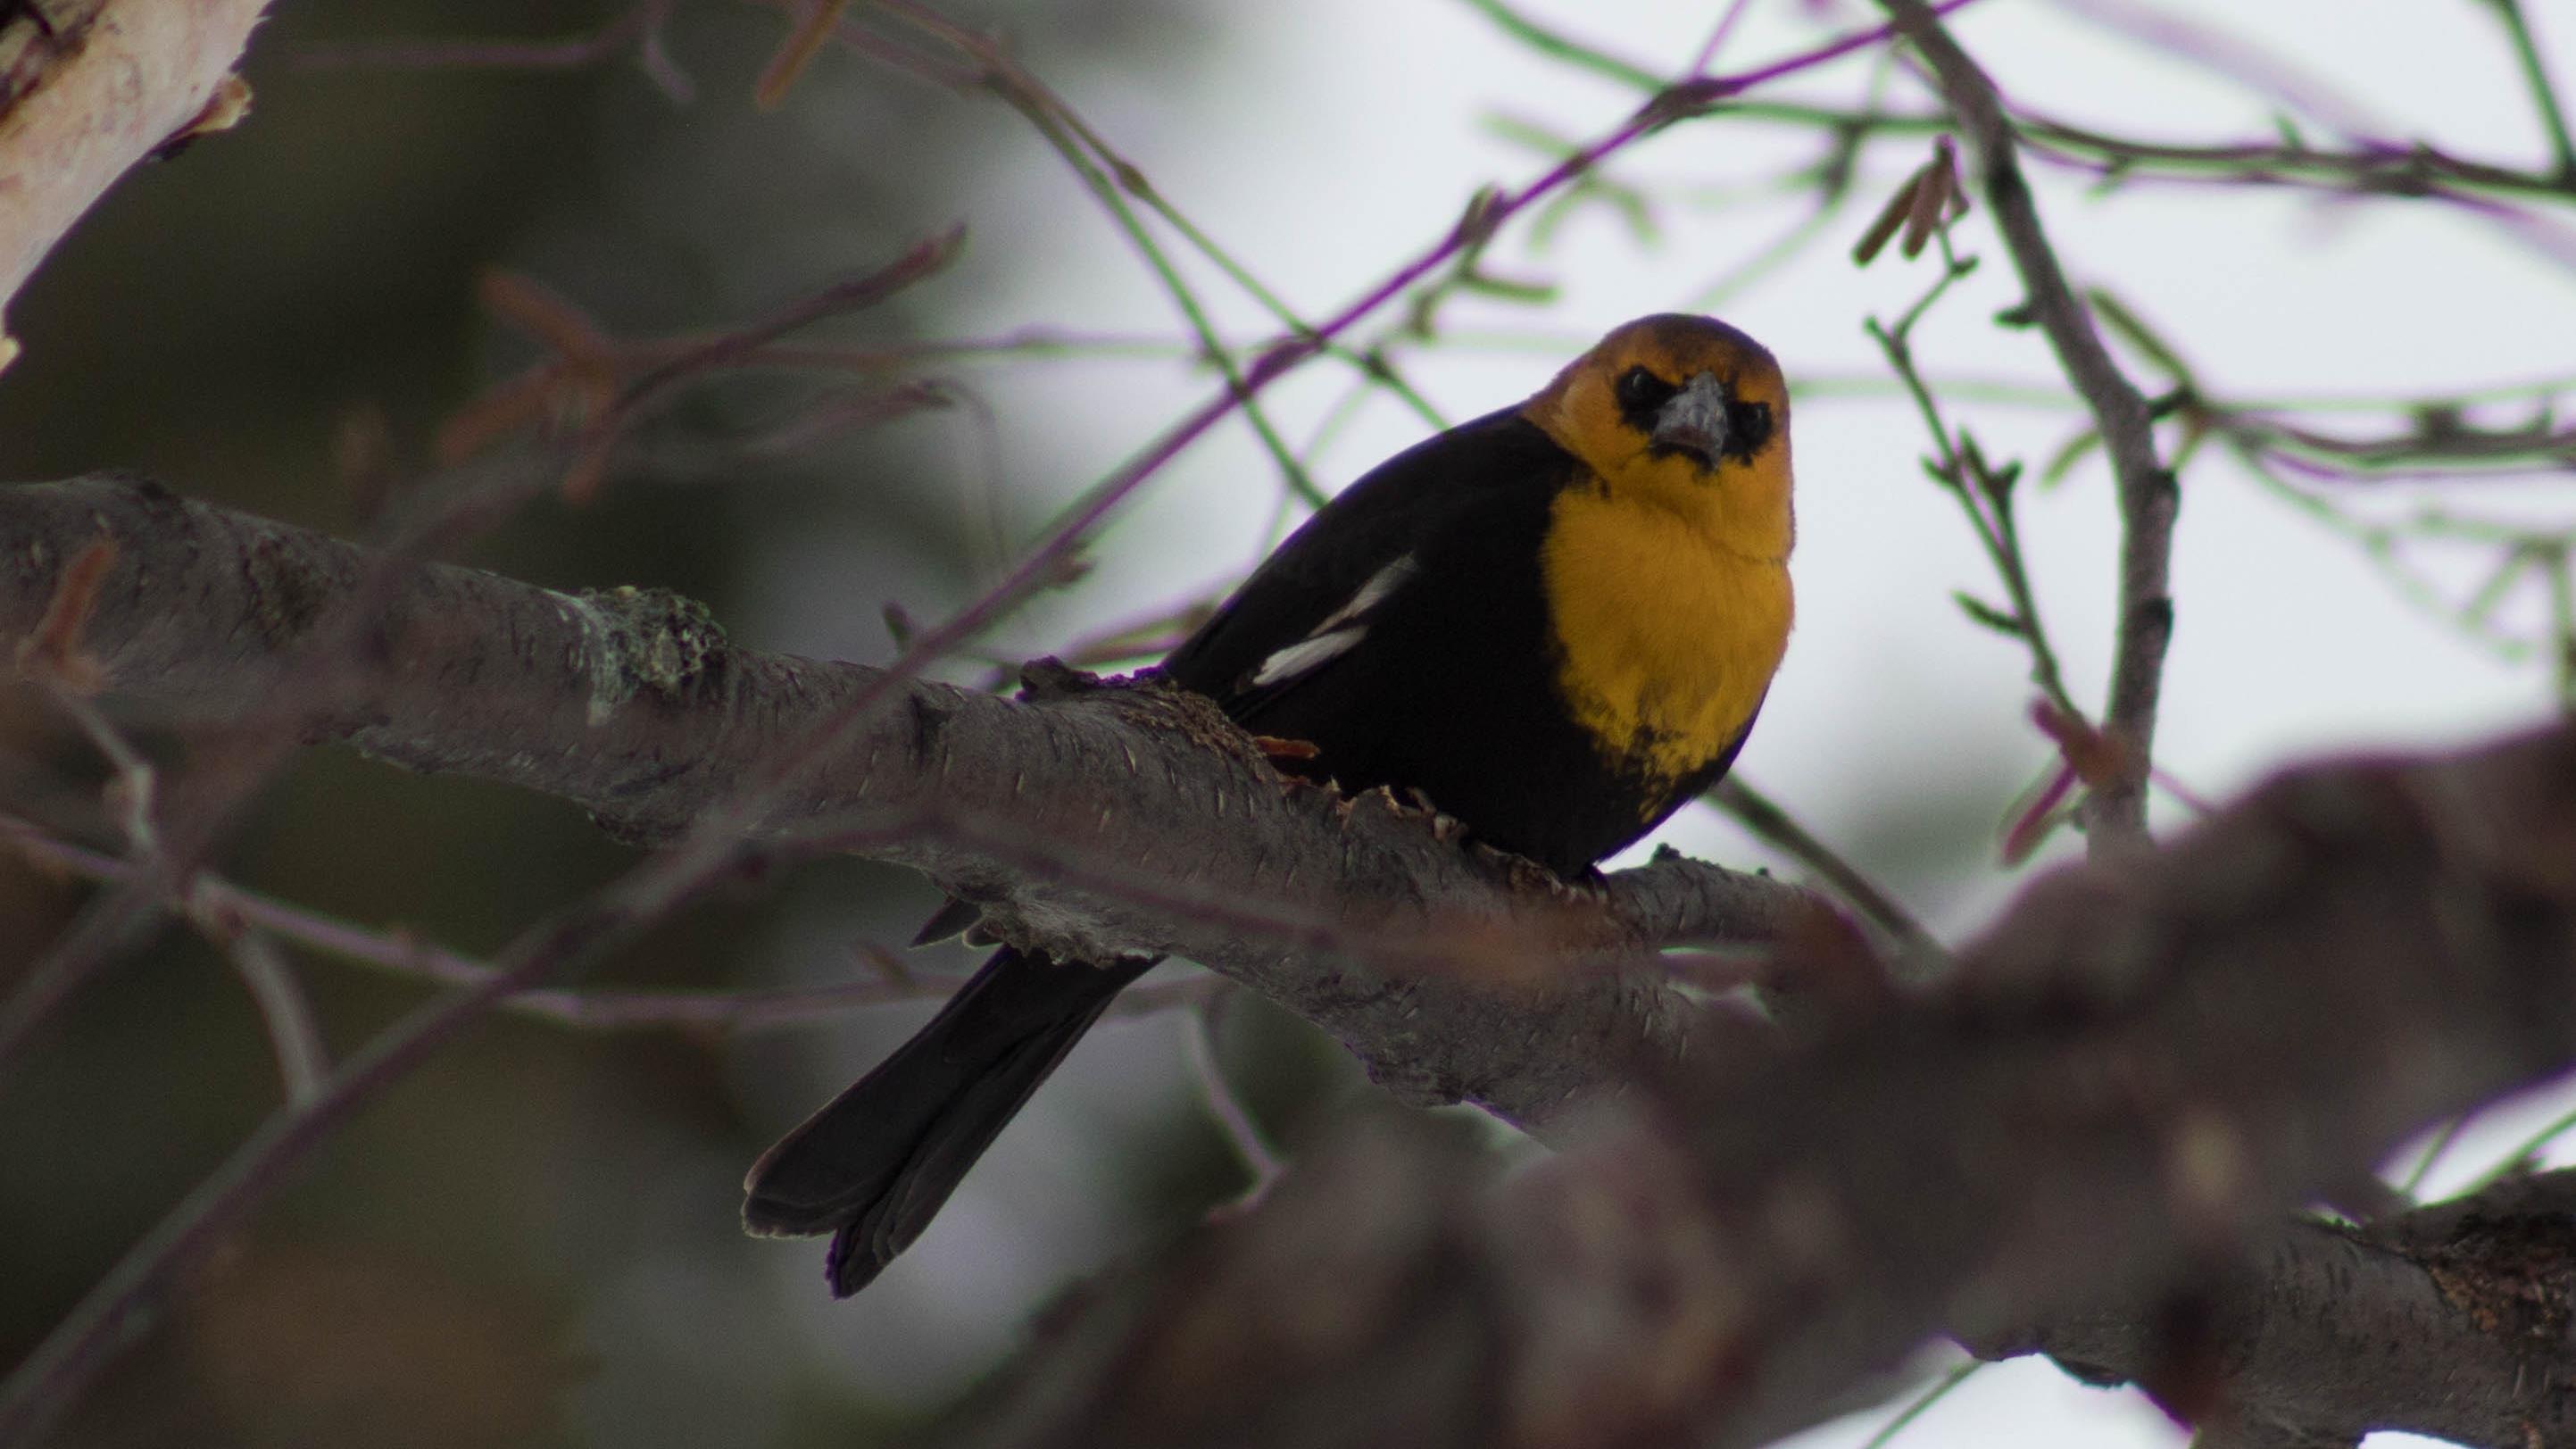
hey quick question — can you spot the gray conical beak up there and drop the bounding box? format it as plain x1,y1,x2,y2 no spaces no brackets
1650,371,1730,468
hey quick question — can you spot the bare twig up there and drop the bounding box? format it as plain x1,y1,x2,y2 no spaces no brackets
1707,778,1944,970
2481,0,2576,184
203,921,331,1106
1685,0,1758,79
752,0,852,107
0,815,970,1033
1855,1359,1983,1449
1883,0,2177,854
293,1,694,104
1181,1000,1284,1210
2039,0,2388,137
1861,223,2084,726
0,540,171,1068
0,848,710,1447
34,687,158,859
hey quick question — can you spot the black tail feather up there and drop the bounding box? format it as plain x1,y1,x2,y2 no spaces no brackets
743,946,1155,1296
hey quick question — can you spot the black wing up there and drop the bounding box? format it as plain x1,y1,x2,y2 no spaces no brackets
1160,407,1569,715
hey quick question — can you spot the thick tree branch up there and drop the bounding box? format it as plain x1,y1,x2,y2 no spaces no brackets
0,0,269,359
929,715,2576,1449
1990,1168,2576,1448
0,473,1827,1122
1882,0,2179,852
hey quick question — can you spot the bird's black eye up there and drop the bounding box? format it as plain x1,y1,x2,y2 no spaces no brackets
1614,366,1677,429
1724,399,1774,459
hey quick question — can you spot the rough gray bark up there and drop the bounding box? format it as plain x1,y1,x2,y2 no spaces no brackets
2001,1170,2576,1447
0,472,1824,1123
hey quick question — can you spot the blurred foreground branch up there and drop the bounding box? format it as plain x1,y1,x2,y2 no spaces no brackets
1990,1167,2576,1449
936,717,2576,1449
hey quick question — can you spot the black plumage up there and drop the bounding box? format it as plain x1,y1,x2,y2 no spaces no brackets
1163,406,1754,876
744,317,1790,1295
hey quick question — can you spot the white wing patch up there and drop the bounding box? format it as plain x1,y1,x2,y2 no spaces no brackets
1248,554,1418,689
1248,630,1363,688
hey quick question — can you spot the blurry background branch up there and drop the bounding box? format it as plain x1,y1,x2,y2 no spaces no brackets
0,814,1107,1033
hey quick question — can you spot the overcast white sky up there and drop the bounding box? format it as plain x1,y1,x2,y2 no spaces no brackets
725,3,2576,1444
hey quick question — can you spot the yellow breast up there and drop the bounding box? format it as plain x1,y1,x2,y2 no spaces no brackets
1541,482,1793,795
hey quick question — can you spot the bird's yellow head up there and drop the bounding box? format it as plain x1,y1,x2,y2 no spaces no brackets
1522,313,1794,562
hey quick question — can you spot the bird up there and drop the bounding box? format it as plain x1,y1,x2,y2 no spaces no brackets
742,312,1795,1295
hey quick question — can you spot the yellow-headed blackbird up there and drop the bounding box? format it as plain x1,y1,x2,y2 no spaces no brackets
744,314,1795,1295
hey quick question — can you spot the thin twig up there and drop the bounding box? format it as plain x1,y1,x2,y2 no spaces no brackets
2463,1102,2576,1194
2397,1114,2472,1202
624,236,968,407
37,688,158,858
1457,0,1663,92
1686,0,1759,79
293,1,694,104
860,6,1327,508
1687,161,1864,311
205,923,332,1107
1863,233,2084,726
2039,0,2388,137
2482,0,2576,184
0,654,167,1069
0,870,687,1447
1884,0,2176,854
1856,1358,1984,1449
0,816,959,1033
1708,779,1946,972
1181,998,1284,1210
889,6,1451,432
2226,437,2576,679
1483,25,2576,211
